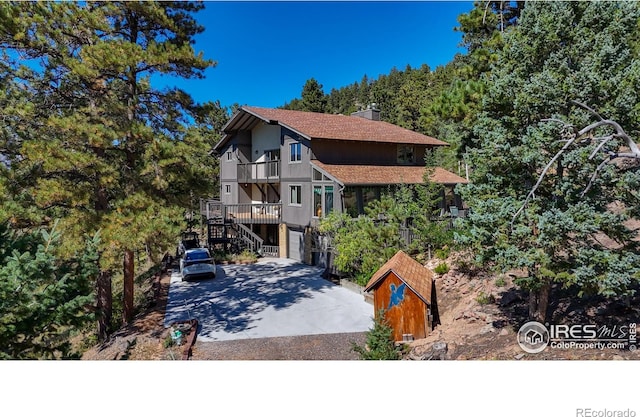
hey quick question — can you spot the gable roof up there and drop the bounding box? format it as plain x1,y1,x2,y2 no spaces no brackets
364,250,433,306
311,162,468,186
215,106,449,151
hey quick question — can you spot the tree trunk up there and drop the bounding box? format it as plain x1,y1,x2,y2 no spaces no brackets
123,248,135,324
96,270,112,341
528,278,551,323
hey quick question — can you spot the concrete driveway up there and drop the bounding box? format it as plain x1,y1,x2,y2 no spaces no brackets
163,258,373,341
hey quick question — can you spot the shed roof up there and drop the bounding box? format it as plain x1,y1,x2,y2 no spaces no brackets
364,251,433,306
215,106,449,151
311,162,468,186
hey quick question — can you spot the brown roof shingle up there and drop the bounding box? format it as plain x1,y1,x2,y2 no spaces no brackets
364,251,433,306
312,162,468,185
243,106,448,146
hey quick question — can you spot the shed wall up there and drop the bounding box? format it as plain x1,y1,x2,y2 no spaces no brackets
373,272,429,341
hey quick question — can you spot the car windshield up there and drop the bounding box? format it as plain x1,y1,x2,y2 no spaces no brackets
186,251,209,261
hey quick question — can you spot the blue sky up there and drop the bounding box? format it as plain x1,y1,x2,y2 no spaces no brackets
163,1,475,109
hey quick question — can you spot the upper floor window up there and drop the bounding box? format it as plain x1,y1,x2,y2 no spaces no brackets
226,151,234,162
289,142,302,163
224,185,231,194
397,145,415,164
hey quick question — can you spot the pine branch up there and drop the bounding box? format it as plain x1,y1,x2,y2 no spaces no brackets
513,102,640,225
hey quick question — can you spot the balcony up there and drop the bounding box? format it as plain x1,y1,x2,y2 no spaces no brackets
201,199,281,225
237,161,280,183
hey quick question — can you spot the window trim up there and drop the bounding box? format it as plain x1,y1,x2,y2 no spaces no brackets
312,184,334,218
289,142,302,163
288,184,302,206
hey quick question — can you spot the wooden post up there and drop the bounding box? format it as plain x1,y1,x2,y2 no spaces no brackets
123,249,135,324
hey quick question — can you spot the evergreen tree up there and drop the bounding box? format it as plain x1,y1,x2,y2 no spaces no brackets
459,1,640,321
0,1,215,334
300,78,327,113
0,222,99,359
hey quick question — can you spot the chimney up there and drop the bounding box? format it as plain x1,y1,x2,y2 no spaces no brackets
351,104,380,121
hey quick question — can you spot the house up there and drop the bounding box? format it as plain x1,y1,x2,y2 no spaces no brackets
206,106,467,263
363,250,438,342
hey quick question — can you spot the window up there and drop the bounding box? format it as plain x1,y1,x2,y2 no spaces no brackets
312,185,334,218
313,186,322,217
312,167,331,182
289,185,302,206
224,185,231,194
289,142,302,163
397,145,415,164
324,186,334,216
226,151,234,162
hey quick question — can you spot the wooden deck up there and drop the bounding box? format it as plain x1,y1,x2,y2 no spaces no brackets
200,199,281,225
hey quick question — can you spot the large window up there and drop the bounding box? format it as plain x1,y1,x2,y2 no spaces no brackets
289,142,302,163
313,186,322,217
312,185,334,217
289,185,302,206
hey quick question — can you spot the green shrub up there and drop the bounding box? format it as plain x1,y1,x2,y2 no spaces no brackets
434,262,450,274
435,247,450,260
476,291,495,305
352,310,401,360
163,333,175,349
495,276,507,287
233,249,258,263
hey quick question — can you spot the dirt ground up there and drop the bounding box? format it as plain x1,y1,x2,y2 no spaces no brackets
407,253,640,360
82,254,640,361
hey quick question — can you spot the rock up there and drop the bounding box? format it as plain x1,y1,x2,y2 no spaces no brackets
499,328,509,336
479,324,495,334
514,353,525,360
431,341,448,360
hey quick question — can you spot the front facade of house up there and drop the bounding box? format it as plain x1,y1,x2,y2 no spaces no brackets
208,106,467,263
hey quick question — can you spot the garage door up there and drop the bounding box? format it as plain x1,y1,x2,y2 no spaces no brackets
288,229,303,261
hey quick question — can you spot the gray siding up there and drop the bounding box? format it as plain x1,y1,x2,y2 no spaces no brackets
280,131,313,227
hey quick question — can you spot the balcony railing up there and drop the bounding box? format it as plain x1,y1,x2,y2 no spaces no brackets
237,161,280,183
201,199,281,225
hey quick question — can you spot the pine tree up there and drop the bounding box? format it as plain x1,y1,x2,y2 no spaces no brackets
0,1,215,335
459,2,640,321
0,222,99,359
300,78,327,113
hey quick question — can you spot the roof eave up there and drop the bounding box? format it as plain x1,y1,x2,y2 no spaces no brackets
364,268,431,306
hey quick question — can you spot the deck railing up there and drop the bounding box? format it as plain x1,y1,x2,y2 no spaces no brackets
225,203,281,224
237,161,280,183
261,245,279,257
201,199,281,225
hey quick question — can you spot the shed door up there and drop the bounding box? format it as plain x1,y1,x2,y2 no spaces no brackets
288,228,303,261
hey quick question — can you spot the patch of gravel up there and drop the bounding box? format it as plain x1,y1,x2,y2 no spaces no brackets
191,332,367,360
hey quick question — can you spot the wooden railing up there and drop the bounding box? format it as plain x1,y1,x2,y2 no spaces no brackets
261,245,279,257
200,199,281,225
237,161,280,183
235,223,264,255
224,203,281,224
